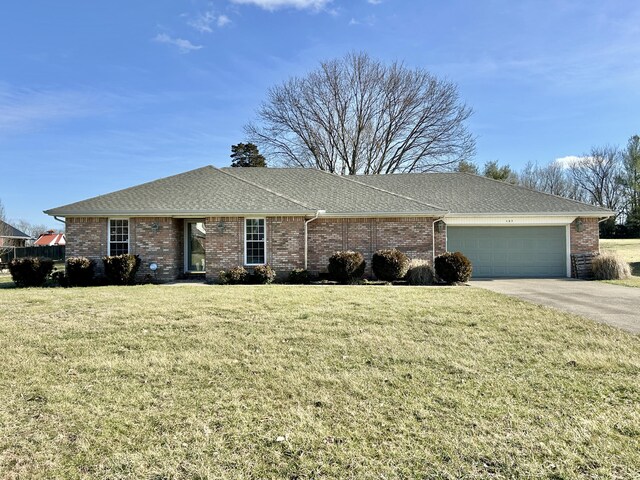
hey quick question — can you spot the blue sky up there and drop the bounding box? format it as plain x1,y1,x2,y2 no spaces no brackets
1,0,639,226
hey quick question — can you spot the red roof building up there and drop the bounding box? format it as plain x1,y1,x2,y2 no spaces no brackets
34,230,66,246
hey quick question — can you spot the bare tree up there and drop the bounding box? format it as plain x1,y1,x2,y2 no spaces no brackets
570,146,624,232
0,199,12,260
620,135,640,231
246,52,475,175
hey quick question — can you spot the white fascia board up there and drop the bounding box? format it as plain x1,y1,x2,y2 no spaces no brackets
444,215,577,226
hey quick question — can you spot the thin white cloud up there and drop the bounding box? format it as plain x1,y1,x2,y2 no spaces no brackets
153,33,203,53
188,11,231,32
230,0,331,11
555,155,583,168
368,0,382,4
217,14,231,27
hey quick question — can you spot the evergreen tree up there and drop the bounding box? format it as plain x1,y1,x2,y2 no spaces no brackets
230,143,267,167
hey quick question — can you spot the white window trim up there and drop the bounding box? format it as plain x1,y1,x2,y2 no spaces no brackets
107,218,130,256
244,217,266,266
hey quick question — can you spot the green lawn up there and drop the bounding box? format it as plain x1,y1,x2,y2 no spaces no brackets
600,238,640,287
0,285,638,478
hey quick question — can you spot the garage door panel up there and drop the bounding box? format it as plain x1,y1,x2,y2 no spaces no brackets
447,226,566,278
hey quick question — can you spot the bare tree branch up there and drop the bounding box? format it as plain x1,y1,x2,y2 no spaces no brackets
246,52,475,174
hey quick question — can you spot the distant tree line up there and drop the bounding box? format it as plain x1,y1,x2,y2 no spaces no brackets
456,135,640,237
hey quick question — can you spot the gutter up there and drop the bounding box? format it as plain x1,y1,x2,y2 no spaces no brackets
304,210,325,270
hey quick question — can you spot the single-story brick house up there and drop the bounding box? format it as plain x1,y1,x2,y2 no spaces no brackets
45,166,613,282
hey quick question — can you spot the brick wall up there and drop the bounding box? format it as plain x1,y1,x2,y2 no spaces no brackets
307,217,438,275
205,217,244,281
570,217,600,255
434,221,447,256
66,215,442,282
266,217,305,271
65,217,108,269
66,217,183,281
131,218,183,282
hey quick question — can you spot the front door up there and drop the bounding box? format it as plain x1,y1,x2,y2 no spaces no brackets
185,221,206,273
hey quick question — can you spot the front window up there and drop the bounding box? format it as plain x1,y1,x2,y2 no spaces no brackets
109,219,129,255
245,218,265,265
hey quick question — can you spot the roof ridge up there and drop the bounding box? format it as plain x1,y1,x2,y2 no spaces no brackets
311,169,448,212
215,167,316,211
459,172,614,213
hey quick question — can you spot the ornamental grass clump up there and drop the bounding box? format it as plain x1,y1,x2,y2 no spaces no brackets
328,251,366,284
372,249,409,281
405,259,436,285
8,257,54,287
592,252,631,280
434,251,472,284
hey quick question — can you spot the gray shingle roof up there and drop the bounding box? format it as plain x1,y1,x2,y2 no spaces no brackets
0,220,31,239
221,168,444,215
354,172,613,216
45,167,313,216
45,166,613,217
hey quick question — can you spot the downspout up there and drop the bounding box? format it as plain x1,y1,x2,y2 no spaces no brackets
304,210,325,270
53,216,66,226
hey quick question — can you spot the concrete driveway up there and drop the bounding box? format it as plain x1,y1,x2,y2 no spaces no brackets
471,278,640,334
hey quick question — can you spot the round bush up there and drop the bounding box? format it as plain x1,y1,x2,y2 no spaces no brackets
372,249,409,281
102,254,141,285
288,268,311,284
434,251,472,284
8,257,54,287
328,250,366,283
405,259,436,285
219,266,249,284
66,257,95,287
252,264,276,284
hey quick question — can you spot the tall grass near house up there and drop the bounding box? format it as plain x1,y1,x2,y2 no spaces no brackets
592,252,632,280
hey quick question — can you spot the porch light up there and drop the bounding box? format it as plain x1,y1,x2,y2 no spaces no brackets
150,222,159,233
217,221,225,233
575,218,584,232
435,221,445,233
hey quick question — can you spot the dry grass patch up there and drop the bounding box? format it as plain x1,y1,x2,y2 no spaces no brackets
0,285,638,478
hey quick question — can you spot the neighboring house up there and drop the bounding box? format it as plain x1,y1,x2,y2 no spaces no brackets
44,166,613,282
0,220,31,248
34,230,66,246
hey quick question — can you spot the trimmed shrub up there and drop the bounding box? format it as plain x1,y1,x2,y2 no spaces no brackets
592,252,631,280
8,257,54,287
328,250,366,284
219,266,249,285
66,257,95,287
102,254,141,285
405,259,436,285
288,268,311,284
252,264,276,284
372,249,409,281
434,252,472,284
